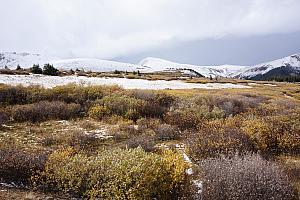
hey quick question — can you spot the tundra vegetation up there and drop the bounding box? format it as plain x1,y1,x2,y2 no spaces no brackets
0,82,299,199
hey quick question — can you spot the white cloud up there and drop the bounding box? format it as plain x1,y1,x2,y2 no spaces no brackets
1,0,300,59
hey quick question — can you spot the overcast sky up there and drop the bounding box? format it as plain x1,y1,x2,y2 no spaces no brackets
1,0,300,65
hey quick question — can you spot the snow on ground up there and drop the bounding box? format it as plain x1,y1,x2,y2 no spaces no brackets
0,74,251,90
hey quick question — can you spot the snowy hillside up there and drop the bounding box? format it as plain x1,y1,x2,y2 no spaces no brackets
0,52,140,72
139,57,248,77
52,58,138,72
237,54,300,79
0,52,58,68
0,52,299,79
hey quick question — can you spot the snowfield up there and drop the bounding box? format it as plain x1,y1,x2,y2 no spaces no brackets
0,74,251,90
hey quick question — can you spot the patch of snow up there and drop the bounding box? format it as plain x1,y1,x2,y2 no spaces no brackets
84,128,113,139
263,83,277,87
0,74,251,90
248,83,259,86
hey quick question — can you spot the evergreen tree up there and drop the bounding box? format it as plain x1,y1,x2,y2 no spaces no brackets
114,70,121,74
43,63,59,76
16,65,22,70
31,64,43,74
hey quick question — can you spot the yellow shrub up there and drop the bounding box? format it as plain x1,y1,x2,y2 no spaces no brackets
88,105,110,120
34,147,188,199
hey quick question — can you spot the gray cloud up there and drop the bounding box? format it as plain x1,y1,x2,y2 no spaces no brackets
1,0,300,59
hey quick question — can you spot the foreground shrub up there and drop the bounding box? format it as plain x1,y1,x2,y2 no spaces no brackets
0,147,48,183
11,101,81,123
242,113,300,154
188,118,256,160
198,154,295,200
34,148,188,199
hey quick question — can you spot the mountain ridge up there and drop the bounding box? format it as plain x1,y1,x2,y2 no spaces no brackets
1,52,299,80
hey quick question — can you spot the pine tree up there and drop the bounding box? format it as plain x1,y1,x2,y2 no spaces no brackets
43,64,59,76
31,64,43,74
16,65,22,70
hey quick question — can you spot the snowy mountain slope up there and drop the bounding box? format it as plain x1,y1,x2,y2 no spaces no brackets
0,52,58,68
0,52,140,72
139,57,248,77
0,52,299,79
52,58,138,72
237,53,300,79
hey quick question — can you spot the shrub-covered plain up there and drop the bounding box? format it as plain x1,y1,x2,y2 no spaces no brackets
0,83,299,199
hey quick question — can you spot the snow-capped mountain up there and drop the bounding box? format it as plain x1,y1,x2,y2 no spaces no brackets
0,52,58,68
52,58,138,72
0,52,139,72
139,57,248,77
0,52,299,80
236,54,300,79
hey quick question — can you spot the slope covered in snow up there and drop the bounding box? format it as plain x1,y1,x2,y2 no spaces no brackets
237,54,300,79
139,57,248,77
0,52,299,79
0,52,58,68
0,52,140,72
52,58,138,72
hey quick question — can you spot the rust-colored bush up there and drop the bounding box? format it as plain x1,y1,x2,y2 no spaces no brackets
11,101,81,123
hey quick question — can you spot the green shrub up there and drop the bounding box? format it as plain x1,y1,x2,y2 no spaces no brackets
34,147,188,199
